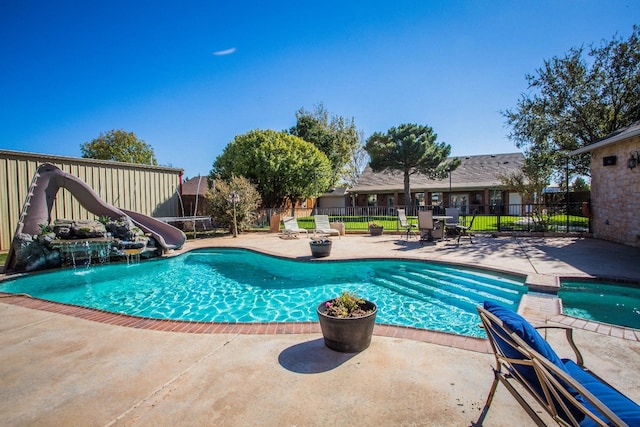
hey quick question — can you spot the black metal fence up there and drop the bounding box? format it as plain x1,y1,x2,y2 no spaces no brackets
254,202,590,234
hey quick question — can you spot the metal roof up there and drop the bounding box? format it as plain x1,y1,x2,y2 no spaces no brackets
0,149,184,173
350,152,524,193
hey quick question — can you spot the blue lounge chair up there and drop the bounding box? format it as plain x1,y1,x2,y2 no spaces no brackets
475,301,640,426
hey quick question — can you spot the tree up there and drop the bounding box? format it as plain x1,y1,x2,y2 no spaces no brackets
210,129,332,207
80,130,158,165
503,25,640,181
342,133,369,206
289,103,360,186
364,123,460,207
497,152,552,203
572,176,590,192
208,175,261,234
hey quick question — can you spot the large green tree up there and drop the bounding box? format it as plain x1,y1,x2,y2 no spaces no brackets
289,103,360,186
210,129,332,207
365,123,460,208
80,129,158,165
504,25,640,180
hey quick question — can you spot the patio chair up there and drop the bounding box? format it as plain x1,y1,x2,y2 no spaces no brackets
455,209,477,244
418,210,434,245
397,209,417,240
281,216,308,239
444,207,459,238
313,215,340,239
474,301,640,426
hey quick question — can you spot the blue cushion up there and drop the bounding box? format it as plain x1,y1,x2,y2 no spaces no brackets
483,300,584,422
483,300,566,369
563,360,640,427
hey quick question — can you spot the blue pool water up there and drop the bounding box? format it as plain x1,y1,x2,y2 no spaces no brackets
559,280,640,329
0,248,527,337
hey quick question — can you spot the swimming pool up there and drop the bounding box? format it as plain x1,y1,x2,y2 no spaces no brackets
559,280,640,329
0,248,527,337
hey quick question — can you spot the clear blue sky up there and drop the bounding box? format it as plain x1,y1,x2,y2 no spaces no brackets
1,1,638,179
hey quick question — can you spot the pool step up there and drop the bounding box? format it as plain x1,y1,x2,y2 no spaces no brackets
370,277,471,316
401,263,524,297
403,271,519,305
374,265,523,309
383,274,485,313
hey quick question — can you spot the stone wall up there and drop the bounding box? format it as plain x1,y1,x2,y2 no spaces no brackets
590,135,640,247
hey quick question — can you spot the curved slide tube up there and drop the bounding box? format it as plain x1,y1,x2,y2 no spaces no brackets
6,163,185,271
120,209,186,250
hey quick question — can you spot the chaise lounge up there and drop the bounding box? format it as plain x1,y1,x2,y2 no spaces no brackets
281,216,308,239
475,300,640,426
313,215,340,239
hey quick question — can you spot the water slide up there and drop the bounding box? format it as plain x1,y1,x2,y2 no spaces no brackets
6,163,186,270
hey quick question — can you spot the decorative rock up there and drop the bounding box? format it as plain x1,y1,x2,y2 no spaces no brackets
71,220,106,238
105,217,138,241
53,219,73,239
12,233,61,271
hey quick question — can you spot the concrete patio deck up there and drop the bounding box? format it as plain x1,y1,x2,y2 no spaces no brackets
1,233,639,426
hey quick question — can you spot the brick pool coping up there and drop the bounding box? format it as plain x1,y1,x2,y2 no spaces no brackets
0,292,491,353
2,282,638,353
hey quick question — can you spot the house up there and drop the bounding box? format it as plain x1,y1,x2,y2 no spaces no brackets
571,121,640,247
349,152,526,215
316,187,350,209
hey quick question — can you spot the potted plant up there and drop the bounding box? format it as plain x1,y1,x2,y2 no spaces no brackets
368,221,384,236
316,291,377,352
309,237,332,258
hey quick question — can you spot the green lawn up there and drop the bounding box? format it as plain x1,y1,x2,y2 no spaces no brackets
284,214,588,233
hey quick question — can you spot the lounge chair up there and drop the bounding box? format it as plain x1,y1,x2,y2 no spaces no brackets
313,215,340,238
474,301,640,426
397,209,417,240
455,209,477,244
281,216,308,239
444,207,459,238
418,210,435,244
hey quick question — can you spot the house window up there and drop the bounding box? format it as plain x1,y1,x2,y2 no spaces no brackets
451,193,469,215
490,190,503,214
367,194,377,206
431,192,442,207
490,190,503,205
415,193,425,206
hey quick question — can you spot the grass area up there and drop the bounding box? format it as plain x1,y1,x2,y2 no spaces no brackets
0,252,7,265
281,214,588,233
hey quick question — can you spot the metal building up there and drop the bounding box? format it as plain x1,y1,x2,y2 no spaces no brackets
0,150,183,252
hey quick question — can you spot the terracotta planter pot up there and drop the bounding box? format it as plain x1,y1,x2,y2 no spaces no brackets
316,300,377,352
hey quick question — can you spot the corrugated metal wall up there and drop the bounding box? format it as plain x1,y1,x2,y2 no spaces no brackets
1,150,183,252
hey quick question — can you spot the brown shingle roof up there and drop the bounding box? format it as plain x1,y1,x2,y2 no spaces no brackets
182,176,209,196
350,152,524,193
